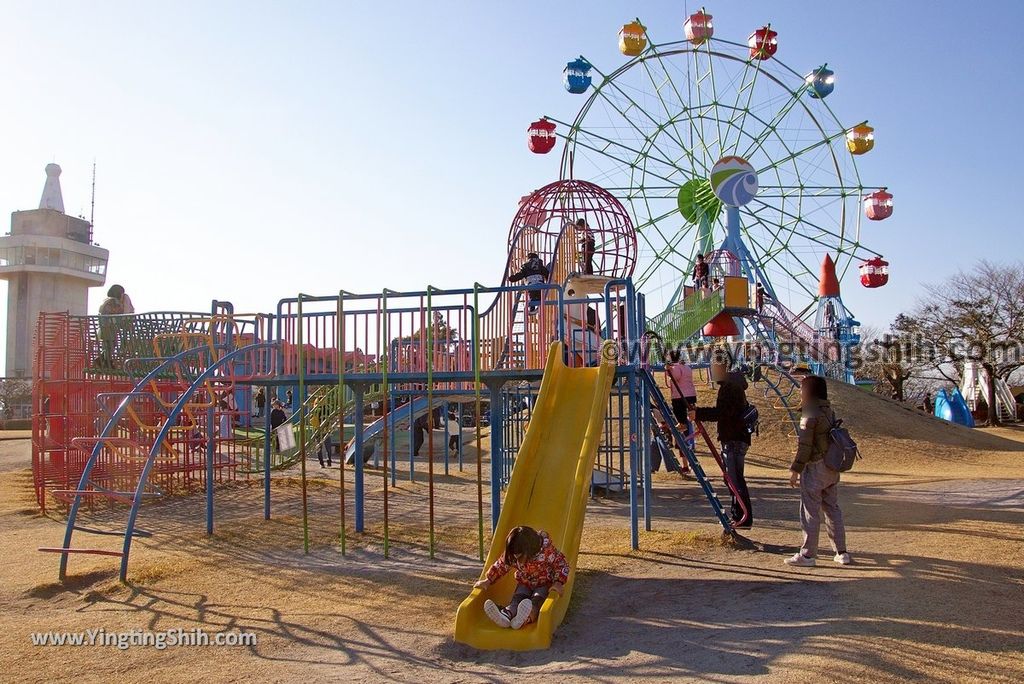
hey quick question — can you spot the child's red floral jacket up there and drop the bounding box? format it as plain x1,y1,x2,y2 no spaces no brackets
486,530,570,588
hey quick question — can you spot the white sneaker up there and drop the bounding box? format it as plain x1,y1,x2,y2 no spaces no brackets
483,599,511,628
510,599,533,629
784,552,816,567
834,552,852,565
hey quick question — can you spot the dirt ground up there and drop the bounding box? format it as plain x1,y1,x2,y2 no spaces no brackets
1,383,1023,683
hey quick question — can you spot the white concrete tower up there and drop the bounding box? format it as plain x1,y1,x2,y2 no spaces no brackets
0,164,110,377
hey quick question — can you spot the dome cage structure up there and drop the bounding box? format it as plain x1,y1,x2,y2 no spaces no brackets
508,179,637,285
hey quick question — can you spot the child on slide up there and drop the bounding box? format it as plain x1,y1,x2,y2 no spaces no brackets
473,526,569,629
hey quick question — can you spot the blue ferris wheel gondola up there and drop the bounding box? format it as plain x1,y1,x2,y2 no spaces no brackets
563,57,592,94
805,64,835,99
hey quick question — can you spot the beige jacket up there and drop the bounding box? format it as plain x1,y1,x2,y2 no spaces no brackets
791,399,834,473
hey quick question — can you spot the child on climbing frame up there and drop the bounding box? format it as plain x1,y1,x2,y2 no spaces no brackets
473,526,569,630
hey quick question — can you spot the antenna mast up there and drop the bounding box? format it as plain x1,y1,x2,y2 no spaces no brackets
89,161,96,241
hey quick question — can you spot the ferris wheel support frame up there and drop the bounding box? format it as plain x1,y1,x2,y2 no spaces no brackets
721,205,777,300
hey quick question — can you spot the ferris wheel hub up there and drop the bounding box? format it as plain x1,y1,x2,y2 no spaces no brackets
676,178,722,224
710,156,759,207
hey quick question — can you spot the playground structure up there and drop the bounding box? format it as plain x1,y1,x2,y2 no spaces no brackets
27,9,898,651
960,361,1020,424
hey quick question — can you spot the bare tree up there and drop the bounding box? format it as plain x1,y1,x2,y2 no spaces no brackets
851,325,936,403
892,261,1024,425
0,378,32,420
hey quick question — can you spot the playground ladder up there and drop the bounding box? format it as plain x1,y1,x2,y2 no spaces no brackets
640,369,733,532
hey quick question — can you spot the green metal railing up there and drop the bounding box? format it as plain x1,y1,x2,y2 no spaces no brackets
649,288,725,342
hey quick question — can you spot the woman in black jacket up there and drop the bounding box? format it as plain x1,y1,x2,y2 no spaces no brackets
694,372,753,528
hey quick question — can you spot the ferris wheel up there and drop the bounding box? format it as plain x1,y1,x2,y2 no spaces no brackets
526,10,894,321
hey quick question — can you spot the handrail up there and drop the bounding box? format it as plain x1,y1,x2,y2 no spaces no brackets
693,422,751,527
119,342,278,581
57,343,228,580
640,369,732,532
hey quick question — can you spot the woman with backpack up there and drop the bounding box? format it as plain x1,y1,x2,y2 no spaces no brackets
785,375,851,567
693,370,754,528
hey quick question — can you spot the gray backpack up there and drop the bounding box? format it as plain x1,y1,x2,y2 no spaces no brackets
824,415,860,472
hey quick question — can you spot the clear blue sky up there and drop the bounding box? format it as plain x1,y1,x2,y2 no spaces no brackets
1,0,1022,368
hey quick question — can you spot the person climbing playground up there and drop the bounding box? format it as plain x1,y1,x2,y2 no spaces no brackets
577,219,596,275
692,253,710,290
474,526,569,630
693,368,754,528
785,375,851,567
508,252,550,314
447,412,461,456
316,402,334,468
97,284,134,368
664,349,696,473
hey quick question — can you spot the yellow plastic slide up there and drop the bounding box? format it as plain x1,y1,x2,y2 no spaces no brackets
454,340,616,650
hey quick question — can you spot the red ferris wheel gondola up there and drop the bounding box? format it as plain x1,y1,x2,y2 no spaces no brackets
748,25,778,60
684,10,713,45
859,256,889,288
863,188,893,221
527,118,557,154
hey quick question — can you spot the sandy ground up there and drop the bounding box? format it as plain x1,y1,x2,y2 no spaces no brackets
1,384,1023,683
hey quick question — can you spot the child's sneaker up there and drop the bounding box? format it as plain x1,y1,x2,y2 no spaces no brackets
510,599,533,629
484,600,511,628
784,552,816,567
834,552,852,565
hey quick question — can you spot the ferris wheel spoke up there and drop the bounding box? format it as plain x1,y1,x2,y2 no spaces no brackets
634,215,695,284
739,87,810,160
553,124,684,188
721,56,766,155
757,188,861,200
588,66,695,180
746,198,865,258
743,228,821,301
633,205,687,245
642,52,711,177
759,184,873,197
741,201,791,255
635,234,691,286
637,60,700,176
756,123,862,175
687,48,711,173
701,46,729,160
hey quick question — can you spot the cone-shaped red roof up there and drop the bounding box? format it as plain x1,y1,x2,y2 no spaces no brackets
818,254,841,297
703,312,739,338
